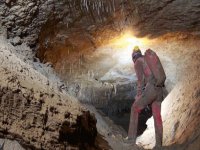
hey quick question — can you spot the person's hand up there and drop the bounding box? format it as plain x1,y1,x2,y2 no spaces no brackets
135,94,141,101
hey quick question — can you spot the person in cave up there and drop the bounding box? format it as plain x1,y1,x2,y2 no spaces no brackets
125,46,165,148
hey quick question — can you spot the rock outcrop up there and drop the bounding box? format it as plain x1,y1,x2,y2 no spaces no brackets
0,36,108,149
124,0,200,37
0,0,117,47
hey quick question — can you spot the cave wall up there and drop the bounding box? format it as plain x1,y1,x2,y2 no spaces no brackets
1,0,56,46
124,0,200,37
1,0,200,149
0,0,118,47
1,0,200,58
0,37,107,150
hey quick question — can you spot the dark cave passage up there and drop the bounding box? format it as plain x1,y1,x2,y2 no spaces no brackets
99,99,152,136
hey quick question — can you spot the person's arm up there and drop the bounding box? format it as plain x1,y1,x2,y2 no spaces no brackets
134,59,144,97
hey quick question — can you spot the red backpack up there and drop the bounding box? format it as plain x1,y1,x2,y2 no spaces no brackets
144,49,166,86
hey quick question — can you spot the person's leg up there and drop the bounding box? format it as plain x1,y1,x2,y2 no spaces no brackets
127,83,157,143
127,102,140,143
152,101,163,147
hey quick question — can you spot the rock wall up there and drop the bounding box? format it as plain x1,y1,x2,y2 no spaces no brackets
0,35,109,149
0,138,24,150
124,0,200,37
1,0,200,149
1,0,52,46
0,0,117,47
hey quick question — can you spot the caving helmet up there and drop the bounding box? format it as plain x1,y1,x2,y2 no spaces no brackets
133,46,140,52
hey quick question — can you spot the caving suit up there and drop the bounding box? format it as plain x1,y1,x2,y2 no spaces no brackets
128,53,163,147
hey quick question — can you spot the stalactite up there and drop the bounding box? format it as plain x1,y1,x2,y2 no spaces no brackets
62,0,117,23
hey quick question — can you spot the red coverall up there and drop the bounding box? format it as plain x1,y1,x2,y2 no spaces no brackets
128,55,163,147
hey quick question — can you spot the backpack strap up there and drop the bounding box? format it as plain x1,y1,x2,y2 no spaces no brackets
132,52,142,63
